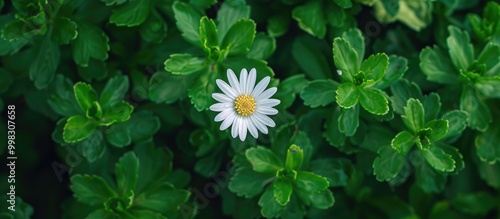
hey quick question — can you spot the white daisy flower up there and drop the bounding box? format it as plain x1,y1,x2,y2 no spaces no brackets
210,68,280,141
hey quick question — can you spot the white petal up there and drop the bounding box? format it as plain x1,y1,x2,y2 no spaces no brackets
247,118,259,138
209,102,232,112
255,113,276,127
257,99,280,108
250,115,268,134
216,79,238,99
239,68,248,95
256,87,277,101
215,109,234,122
220,112,236,130
231,116,239,138
256,107,278,115
212,93,233,103
227,69,241,94
239,118,247,141
246,68,256,94
251,76,270,97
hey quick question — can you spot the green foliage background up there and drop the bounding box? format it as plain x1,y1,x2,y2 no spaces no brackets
0,0,500,218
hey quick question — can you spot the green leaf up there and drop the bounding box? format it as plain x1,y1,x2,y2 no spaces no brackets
199,16,218,50
424,119,448,142
336,82,359,109
391,131,415,155
51,16,77,44
74,82,98,113
100,101,134,126
477,160,500,189
221,19,256,56
477,43,500,75
438,143,464,174
72,23,109,67
292,35,331,79
295,171,329,193
48,75,82,117
342,28,365,66
229,167,273,198
300,79,339,108
359,88,389,115
216,0,251,39
381,0,399,16
245,146,283,173
110,0,151,27
333,38,358,82
86,209,115,219
267,14,290,37
338,106,359,136
420,146,455,172
401,98,425,134
100,75,129,108
139,9,168,43
148,71,195,104
247,33,276,60
165,54,206,75
134,183,190,213
412,156,447,193
274,74,308,109
334,0,352,8
115,152,139,198
441,110,468,139
29,35,59,89
390,79,423,115
373,55,408,89
63,115,97,143
273,178,292,206
360,53,389,82
128,210,167,219
187,68,216,111
70,174,116,206
475,124,500,163
292,0,326,38
297,188,335,209
474,76,500,98
460,87,491,131
324,107,346,147
373,146,406,181
309,158,350,187
258,187,285,218
451,192,496,216
447,26,474,70
172,1,202,47
419,46,458,84
422,93,441,122
285,144,303,171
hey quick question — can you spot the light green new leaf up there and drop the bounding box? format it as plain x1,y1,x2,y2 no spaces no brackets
51,16,77,44
172,1,202,47
333,38,358,82
460,87,491,131
115,152,140,197
475,124,500,163
229,167,273,198
258,187,285,218
285,144,303,171
447,26,474,70
441,110,468,139
300,79,339,108
199,16,219,50
292,0,326,38
245,146,283,173
420,146,455,172
391,131,415,155
424,119,448,142
373,146,406,181
336,82,359,109
100,101,134,126
74,82,98,114
359,88,389,115
165,54,206,75
63,115,97,143
360,53,389,82
273,178,292,206
100,75,129,108
70,175,116,206
110,0,150,27
221,19,256,56
401,98,425,134
342,28,365,65
338,106,359,136
72,23,109,67
294,171,329,193
216,0,250,39
419,46,458,84
30,35,59,89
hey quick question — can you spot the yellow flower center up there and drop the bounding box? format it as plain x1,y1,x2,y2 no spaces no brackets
234,95,256,116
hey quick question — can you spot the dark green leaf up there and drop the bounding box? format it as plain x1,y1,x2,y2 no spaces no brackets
292,0,326,38
324,107,346,147
115,152,139,197
292,35,331,79
309,158,350,187
100,75,129,108
247,33,276,60
221,19,256,55
300,79,339,108
390,79,423,115
134,183,190,213
460,87,491,131
63,115,97,143
30,35,59,89
188,68,216,111
245,146,283,173
51,16,77,44
72,23,109,67
359,88,389,115
139,9,168,43
373,146,406,181
342,28,364,66
165,54,206,75
334,0,352,8
451,192,496,216
474,76,500,98
172,1,202,47
258,187,285,218
381,0,399,16
475,124,500,163
110,0,151,27
422,93,441,122
294,171,329,193
373,55,408,89
446,26,474,70
391,131,415,155
148,71,195,104
229,167,273,198
401,98,425,133
216,0,251,39
267,14,290,37
333,38,358,82
420,146,455,172
338,106,359,136
441,110,468,139
419,46,458,84
70,174,116,206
